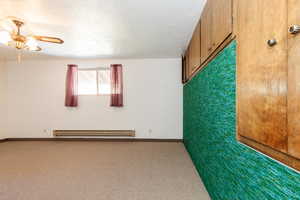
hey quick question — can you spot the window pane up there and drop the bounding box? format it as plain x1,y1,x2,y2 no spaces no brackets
98,70,111,95
78,70,97,95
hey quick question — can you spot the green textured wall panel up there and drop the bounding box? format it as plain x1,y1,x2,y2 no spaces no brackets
183,41,300,200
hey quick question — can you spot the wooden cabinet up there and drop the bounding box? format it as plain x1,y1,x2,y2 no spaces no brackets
183,21,201,81
201,0,233,63
188,22,201,74
200,0,213,63
185,46,191,77
237,0,300,170
183,0,233,82
182,55,187,83
212,0,233,49
182,49,190,83
237,0,288,152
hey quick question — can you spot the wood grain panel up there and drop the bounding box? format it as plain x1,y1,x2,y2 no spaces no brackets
182,56,187,83
212,0,233,52
188,21,201,73
232,0,238,37
288,0,300,158
200,0,213,63
237,0,288,152
185,47,190,79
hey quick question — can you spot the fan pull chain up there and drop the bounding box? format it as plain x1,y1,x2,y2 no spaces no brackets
17,50,22,64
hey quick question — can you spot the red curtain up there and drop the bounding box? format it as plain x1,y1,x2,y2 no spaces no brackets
65,64,78,107
110,64,123,107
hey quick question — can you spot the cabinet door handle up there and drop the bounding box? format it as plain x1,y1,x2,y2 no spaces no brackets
289,25,300,34
267,39,277,47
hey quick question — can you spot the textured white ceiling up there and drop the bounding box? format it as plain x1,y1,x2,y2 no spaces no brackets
0,0,206,60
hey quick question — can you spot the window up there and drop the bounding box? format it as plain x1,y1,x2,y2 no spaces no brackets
78,68,111,95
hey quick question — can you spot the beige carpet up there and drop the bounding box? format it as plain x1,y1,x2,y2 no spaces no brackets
0,141,210,200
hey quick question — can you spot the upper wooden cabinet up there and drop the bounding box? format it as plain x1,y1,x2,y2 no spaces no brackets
237,0,300,171
200,0,213,63
182,55,187,83
201,0,233,63
212,0,233,48
188,22,201,74
183,0,233,81
185,46,191,77
182,46,192,83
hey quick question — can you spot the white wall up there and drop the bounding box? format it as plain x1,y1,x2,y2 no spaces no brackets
5,58,182,139
0,59,7,139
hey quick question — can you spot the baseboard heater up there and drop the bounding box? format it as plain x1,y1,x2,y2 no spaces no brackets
53,130,135,137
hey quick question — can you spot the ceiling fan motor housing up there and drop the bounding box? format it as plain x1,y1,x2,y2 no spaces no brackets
12,19,25,28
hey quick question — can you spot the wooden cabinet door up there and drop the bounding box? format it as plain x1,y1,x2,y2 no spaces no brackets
185,47,191,78
212,0,232,51
201,0,233,63
237,0,288,152
288,0,300,158
201,0,213,63
188,22,201,73
182,56,187,83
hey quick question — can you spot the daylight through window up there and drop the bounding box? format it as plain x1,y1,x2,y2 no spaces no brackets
78,69,111,95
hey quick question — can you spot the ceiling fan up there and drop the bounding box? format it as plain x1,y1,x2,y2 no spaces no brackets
0,16,64,52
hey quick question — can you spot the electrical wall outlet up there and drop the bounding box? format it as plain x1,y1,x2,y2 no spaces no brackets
43,129,50,136
148,129,153,137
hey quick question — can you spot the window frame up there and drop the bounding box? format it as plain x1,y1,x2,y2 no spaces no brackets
78,67,111,96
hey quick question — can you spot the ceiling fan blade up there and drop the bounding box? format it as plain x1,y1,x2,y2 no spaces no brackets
33,36,64,44
0,18,17,33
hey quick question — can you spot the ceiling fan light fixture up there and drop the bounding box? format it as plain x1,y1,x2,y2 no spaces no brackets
0,30,12,45
8,40,26,50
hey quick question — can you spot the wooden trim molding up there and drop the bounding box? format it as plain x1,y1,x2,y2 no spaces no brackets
0,139,6,143
238,135,300,171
